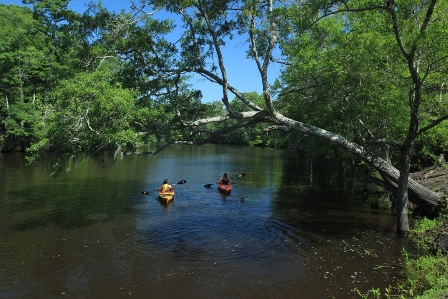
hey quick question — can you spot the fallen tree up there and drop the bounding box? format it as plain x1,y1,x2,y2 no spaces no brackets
130,0,447,230
173,108,444,217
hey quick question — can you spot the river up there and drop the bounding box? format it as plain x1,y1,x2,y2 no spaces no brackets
0,144,410,298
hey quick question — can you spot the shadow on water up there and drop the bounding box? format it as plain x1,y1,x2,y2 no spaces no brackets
273,156,400,243
267,156,409,298
157,198,174,208
6,178,144,231
274,156,396,231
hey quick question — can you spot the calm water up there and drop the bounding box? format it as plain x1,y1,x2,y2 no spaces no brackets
0,144,409,298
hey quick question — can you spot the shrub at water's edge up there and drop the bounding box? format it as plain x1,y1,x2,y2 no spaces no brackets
405,206,448,299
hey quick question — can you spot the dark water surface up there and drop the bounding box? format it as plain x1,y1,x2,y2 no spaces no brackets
0,145,409,298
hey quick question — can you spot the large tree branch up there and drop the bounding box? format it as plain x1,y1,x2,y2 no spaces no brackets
193,118,262,145
247,0,277,114
194,67,263,111
418,115,448,135
417,0,437,46
158,66,262,111
187,110,268,126
195,0,233,114
167,104,443,215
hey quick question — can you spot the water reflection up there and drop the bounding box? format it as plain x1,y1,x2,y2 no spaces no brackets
6,177,142,231
158,198,174,208
218,191,232,200
270,156,406,298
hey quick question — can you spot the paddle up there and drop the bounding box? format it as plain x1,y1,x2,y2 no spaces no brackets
174,180,187,185
205,173,245,188
142,180,187,193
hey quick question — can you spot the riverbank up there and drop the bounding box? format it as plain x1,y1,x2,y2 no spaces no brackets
358,166,448,298
410,165,448,199
403,166,448,299
410,165,448,254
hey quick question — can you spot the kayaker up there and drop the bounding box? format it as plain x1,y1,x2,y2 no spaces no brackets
218,173,230,185
159,179,173,192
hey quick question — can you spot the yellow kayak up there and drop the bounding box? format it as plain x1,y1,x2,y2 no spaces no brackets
158,190,175,202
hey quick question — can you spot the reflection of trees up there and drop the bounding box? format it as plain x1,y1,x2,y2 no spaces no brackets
271,155,370,235
8,176,140,230
278,154,355,189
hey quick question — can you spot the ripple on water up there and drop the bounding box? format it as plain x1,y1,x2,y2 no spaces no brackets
132,198,309,273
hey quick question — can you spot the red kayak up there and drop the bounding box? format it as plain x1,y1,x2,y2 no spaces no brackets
217,182,232,194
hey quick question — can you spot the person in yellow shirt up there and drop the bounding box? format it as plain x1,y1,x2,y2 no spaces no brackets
159,179,173,192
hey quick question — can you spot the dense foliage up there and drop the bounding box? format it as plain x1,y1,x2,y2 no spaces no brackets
1,1,447,167
277,1,448,168
0,1,222,173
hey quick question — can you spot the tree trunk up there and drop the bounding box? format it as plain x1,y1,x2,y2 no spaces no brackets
396,150,411,233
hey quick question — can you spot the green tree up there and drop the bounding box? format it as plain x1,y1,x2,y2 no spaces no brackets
278,0,448,232
0,2,99,152
21,0,87,86
0,4,50,151
27,67,138,175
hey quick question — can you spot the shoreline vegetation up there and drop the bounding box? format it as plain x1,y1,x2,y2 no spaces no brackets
403,166,448,299
359,165,448,298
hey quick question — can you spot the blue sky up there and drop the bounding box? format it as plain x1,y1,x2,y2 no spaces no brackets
1,0,281,103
